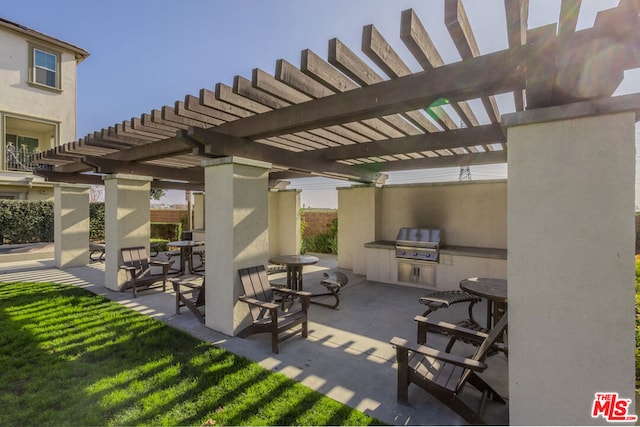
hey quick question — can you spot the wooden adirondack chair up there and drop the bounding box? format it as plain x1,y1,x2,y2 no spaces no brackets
238,265,311,354
415,315,506,354
119,246,171,298
390,313,508,425
171,277,206,323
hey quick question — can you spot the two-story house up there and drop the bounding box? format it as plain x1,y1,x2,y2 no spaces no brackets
0,17,89,200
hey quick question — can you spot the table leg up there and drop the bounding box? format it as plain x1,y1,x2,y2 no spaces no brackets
186,247,195,274
285,266,303,291
486,300,493,330
178,248,186,275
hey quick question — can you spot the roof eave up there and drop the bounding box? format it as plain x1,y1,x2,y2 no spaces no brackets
0,17,90,63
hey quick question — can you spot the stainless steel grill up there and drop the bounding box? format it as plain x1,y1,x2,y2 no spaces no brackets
395,227,443,263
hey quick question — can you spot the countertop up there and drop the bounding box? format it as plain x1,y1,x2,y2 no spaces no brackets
364,240,507,260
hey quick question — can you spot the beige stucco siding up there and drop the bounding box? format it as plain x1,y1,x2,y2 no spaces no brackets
377,181,507,248
0,28,78,144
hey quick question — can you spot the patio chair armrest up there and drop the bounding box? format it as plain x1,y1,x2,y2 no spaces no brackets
272,287,311,298
119,265,136,273
390,336,488,372
170,278,201,292
239,296,280,310
150,260,171,267
415,315,488,343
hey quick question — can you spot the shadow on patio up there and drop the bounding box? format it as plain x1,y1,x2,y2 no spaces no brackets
0,253,508,425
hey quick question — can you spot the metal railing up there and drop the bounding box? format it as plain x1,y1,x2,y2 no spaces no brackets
5,144,39,172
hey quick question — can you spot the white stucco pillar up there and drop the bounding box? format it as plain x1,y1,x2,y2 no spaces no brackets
54,183,90,268
268,189,301,258
193,192,205,230
203,157,271,336
337,184,379,274
504,99,638,425
103,174,153,291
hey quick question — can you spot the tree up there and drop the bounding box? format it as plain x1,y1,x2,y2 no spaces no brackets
150,188,165,200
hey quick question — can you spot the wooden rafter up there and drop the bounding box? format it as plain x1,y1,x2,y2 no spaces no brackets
31,2,640,189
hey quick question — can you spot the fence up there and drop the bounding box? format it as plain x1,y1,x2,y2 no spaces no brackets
302,209,337,238
5,144,37,172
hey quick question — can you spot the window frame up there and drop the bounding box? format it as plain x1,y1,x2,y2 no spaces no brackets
28,43,62,92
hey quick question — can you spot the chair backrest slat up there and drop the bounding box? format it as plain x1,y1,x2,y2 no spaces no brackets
456,313,508,392
239,265,275,321
121,246,150,279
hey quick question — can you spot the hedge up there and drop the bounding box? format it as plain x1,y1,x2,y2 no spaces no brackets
0,200,54,244
0,201,180,245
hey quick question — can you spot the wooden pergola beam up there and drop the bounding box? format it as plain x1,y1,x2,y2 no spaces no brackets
504,0,529,111
313,124,504,161
184,128,386,183
211,46,526,140
80,155,204,183
34,170,104,185
362,23,458,131
445,0,500,123
400,8,479,127
367,150,507,172
558,0,582,37
98,136,195,163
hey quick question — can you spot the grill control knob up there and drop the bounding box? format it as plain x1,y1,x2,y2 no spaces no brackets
413,252,418,257
401,251,406,256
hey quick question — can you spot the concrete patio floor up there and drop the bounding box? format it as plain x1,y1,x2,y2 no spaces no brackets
0,251,509,425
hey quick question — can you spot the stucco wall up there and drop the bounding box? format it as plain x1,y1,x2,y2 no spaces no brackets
338,181,507,271
0,27,78,145
377,180,507,248
507,110,636,425
268,190,300,258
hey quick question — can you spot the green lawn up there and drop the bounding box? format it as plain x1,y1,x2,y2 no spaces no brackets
0,282,382,426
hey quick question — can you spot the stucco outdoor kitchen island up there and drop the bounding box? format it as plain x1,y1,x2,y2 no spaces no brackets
365,241,507,291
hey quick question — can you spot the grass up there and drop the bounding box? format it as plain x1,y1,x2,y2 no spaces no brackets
0,281,382,426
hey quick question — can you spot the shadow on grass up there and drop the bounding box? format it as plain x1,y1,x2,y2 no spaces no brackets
0,282,383,426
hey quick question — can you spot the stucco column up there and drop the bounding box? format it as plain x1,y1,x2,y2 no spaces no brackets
504,99,637,425
54,183,90,268
337,184,379,274
203,157,271,336
103,174,153,291
268,189,301,258
193,192,205,230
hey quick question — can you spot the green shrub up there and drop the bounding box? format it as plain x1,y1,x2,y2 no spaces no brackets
302,218,338,255
150,222,182,241
150,238,169,252
89,202,105,241
0,200,54,243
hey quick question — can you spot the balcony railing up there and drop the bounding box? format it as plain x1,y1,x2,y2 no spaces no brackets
5,144,39,172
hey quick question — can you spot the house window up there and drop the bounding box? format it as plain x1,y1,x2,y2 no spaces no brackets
29,45,61,90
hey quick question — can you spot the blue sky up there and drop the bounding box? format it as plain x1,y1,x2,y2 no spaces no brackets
3,0,638,208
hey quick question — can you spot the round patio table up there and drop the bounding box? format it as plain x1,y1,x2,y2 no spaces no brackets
459,277,507,330
269,255,319,291
168,240,205,275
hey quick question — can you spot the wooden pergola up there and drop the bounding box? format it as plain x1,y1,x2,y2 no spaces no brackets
32,2,640,424
33,0,640,189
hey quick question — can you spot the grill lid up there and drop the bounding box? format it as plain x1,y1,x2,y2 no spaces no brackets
395,227,443,247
